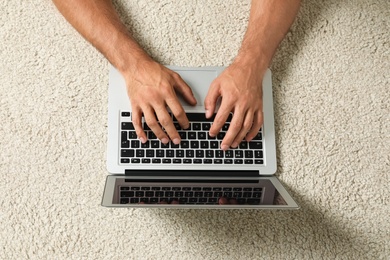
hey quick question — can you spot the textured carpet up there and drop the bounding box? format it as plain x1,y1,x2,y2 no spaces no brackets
1,0,389,259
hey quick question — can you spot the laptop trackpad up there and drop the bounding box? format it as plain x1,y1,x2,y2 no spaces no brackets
174,68,222,107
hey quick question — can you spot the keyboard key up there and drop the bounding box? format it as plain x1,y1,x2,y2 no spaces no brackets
120,191,134,197
121,122,134,130
176,150,185,157
245,150,253,158
120,186,130,190
183,159,192,164
136,149,144,157
190,141,199,149
135,191,144,197
141,141,150,148
178,132,186,139
202,123,211,130
196,150,204,158
200,141,209,149
121,149,134,157
151,140,160,148
161,142,170,149
121,111,131,117
128,131,137,139
234,159,243,164
173,159,182,164
225,150,233,158
162,159,171,164
198,132,207,139
181,140,189,148
142,158,151,163
192,123,201,130
166,150,174,157
193,159,202,164
121,131,127,141
240,142,248,149
152,158,161,163
130,198,139,203
210,141,219,148
217,132,225,139
131,140,140,148
131,158,140,163
235,150,243,158
214,159,223,164
254,150,263,158
146,150,155,157
249,142,262,149
253,132,262,140
222,124,229,131
188,132,197,139
156,150,164,157
215,150,224,158
179,198,188,203
224,159,233,164
244,159,253,164
120,198,129,204
121,158,130,163
186,150,194,158
204,159,212,164
255,159,264,164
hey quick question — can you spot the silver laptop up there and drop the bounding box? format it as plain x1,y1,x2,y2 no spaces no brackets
102,65,299,209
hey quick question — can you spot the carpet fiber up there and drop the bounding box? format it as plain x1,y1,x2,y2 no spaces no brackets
0,0,389,259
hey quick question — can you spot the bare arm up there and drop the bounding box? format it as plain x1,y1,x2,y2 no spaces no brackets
52,0,197,144
205,0,301,150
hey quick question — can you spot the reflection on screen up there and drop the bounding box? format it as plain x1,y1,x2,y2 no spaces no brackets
113,178,288,206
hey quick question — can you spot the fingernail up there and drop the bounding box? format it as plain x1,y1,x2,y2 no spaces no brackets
221,144,229,151
173,138,180,145
139,137,146,143
205,109,211,118
161,138,169,144
231,142,238,148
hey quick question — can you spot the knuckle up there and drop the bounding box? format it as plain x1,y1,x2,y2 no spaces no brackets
146,119,159,129
158,117,172,127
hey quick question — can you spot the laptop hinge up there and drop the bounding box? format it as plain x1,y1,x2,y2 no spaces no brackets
124,170,259,177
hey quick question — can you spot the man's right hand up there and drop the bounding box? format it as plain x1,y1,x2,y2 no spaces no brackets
124,58,197,145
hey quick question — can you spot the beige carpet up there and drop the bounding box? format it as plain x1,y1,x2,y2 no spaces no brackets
1,0,389,259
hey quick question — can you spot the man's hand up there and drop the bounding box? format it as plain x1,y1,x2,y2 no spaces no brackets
125,58,197,144
204,60,266,150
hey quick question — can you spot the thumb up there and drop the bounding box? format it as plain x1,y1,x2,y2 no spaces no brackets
204,80,220,118
173,75,197,106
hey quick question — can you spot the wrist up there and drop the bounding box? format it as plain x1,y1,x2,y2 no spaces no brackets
233,50,269,75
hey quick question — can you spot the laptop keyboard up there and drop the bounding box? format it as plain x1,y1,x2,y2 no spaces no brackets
119,111,264,165
119,185,263,205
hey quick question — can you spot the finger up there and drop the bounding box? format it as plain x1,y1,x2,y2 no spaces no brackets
170,200,180,204
173,73,197,106
209,99,233,139
245,111,263,141
143,106,169,144
166,97,190,130
218,197,229,205
220,109,244,150
231,111,254,148
131,107,147,143
154,105,181,144
204,80,220,119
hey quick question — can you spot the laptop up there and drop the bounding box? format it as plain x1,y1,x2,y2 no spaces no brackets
102,65,299,209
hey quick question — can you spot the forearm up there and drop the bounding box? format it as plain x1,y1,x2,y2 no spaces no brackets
235,0,301,69
52,0,150,75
